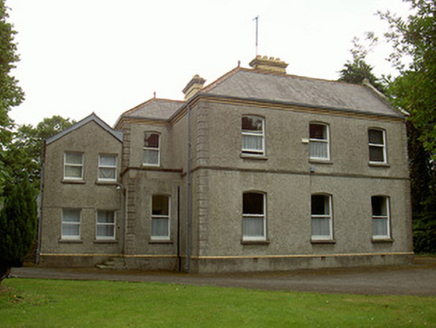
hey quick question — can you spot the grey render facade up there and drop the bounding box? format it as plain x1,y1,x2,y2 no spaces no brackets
39,56,414,272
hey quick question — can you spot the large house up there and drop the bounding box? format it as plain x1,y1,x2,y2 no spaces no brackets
38,56,414,272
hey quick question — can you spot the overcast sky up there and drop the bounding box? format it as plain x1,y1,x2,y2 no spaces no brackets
7,0,411,127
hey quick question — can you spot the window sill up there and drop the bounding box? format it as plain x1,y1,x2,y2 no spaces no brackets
241,240,270,245
311,239,336,244
240,154,268,160
94,239,118,244
149,239,173,244
369,162,390,168
371,238,394,244
59,239,83,243
309,159,333,164
62,179,85,184
95,181,119,186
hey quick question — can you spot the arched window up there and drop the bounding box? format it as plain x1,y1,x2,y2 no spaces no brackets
143,132,160,166
309,123,330,160
242,116,265,155
242,192,266,240
311,194,333,240
371,196,390,239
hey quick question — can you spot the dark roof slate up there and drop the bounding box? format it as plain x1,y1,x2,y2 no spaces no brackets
202,69,402,118
121,98,184,120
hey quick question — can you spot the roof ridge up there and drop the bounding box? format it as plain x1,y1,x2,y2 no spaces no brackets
122,98,185,117
201,66,245,93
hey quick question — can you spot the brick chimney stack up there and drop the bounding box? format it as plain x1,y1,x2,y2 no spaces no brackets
249,56,288,74
183,74,206,100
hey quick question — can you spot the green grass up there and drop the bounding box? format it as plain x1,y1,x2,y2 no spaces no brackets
1,279,435,327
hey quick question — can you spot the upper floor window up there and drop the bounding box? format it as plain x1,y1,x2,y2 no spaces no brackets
242,116,265,156
96,210,116,240
64,152,83,180
98,154,117,181
368,129,387,164
143,132,160,166
61,208,81,240
151,195,170,240
309,123,330,160
371,196,391,239
311,194,333,240
242,192,266,241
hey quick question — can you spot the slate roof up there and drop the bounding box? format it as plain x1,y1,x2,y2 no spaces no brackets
46,113,123,145
201,68,403,118
120,98,184,120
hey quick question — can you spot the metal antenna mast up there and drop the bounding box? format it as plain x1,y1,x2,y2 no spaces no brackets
253,16,259,56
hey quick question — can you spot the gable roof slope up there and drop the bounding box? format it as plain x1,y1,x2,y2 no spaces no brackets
202,69,402,118
46,112,123,145
120,98,185,121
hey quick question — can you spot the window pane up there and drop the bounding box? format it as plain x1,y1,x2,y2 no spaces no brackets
310,124,326,140
98,211,115,223
100,155,116,166
65,153,83,164
369,146,384,162
312,218,331,236
152,218,169,237
62,224,80,236
144,133,159,148
369,129,383,144
97,225,115,237
242,116,263,131
242,135,263,151
143,149,159,165
310,141,328,158
243,217,264,237
243,193,264,214
99,168,116,180
152,195,169,215
65,166,82,178
311,195,329,215
373,218,388,236
63,209,80,222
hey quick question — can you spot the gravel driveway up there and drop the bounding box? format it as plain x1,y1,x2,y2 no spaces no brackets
10,257,436,296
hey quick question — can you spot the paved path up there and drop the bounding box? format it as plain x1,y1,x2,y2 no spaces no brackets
10,257,436,296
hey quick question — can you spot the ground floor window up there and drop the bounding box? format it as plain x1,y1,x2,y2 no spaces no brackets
151,195,170,240
96,210,116,240
242,192,266,241
311,194,333,240
372,196,391,239
61,208,81,240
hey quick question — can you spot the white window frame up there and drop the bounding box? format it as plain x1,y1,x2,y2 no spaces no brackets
309,123,330,160
143,132,160,166
311,194,333,240
98,154,117,182
242,116,265,156
151,195,171,240
368,128,387,164
96,210,116,240
242,192,267,241
372,196,391,239
64,152,83,180
61,208,81,240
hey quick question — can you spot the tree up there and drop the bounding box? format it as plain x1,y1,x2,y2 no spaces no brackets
6,116,75,191
379,0,436,157
378,0,436,253
338,36,387,93
0,176,37,283
0,0,25,194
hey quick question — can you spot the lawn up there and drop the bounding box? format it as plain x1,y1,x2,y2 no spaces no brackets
1,278,435,327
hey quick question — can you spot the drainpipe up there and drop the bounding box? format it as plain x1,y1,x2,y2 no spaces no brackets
36,141,46,265
186,103,192,272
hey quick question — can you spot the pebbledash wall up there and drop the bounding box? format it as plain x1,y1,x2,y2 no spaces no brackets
38,56,414,272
